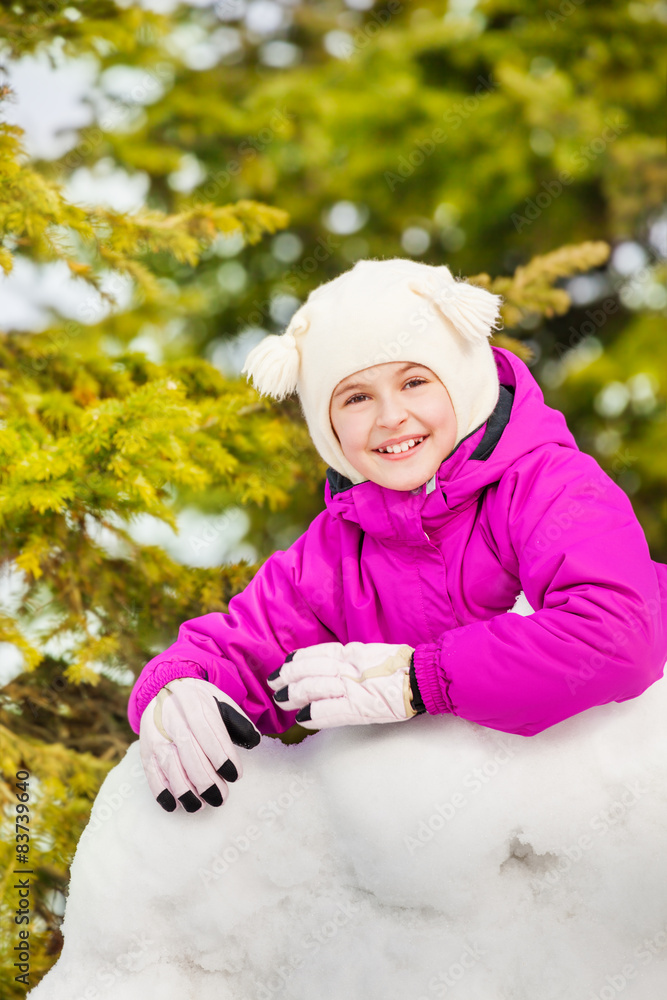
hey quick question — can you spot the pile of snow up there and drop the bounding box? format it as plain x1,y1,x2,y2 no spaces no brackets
30,632,667,998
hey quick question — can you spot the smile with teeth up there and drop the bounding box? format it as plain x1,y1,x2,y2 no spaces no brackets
375,435,427,455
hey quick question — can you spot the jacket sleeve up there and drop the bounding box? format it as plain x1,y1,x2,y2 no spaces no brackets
127,514,339,735
412,445,667,736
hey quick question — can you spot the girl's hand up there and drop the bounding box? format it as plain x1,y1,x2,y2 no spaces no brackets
267,641,425,729
140,677,261,813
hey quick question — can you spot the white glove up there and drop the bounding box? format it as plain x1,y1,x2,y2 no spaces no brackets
140,677,260,813
266,641,425,729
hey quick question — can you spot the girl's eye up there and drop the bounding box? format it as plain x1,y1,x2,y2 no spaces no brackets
343,378,427,405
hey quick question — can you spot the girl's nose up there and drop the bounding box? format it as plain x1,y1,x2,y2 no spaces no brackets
376,393,409,427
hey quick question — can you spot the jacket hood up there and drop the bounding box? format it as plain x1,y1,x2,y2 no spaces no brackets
323,347,579,542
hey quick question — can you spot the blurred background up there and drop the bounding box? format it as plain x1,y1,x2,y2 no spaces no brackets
0,0,665,990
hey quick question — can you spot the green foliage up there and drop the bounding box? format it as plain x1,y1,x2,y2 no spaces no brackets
0,0,169,60
0,336,320,673
0,110,288,302
543,304,667,555
480,239,612,334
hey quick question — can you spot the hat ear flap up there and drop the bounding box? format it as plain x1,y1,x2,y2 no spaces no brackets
241,312,308,400
409,275,503,344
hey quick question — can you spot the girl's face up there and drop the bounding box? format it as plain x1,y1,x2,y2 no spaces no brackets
329,361,458,491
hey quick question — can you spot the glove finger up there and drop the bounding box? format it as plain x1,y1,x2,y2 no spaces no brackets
140,731,178,811
159,698,230,806
272,675,346,711
215,691,261,750
174,690,246,783
163,679,260,774
155,740,207,813
170,732,228,808
297,683,401,729
295,698,358,730
151,755,180,812
268,654,350,690
266,645,347,689
291,642,346,660
140,708,181,811
167,682,241,781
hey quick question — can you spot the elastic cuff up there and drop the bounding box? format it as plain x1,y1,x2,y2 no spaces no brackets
412,643,455,716
128,659,208,733
408,656,427,715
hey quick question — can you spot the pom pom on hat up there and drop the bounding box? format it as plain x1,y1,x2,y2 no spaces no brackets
240,313,308,400
408,272,503,344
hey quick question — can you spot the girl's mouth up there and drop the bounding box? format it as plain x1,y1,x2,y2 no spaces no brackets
373,435,429,460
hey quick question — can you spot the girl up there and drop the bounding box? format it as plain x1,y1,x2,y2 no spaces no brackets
129,257,667,814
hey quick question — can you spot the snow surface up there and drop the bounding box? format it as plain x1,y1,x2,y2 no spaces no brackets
30,598,667,1000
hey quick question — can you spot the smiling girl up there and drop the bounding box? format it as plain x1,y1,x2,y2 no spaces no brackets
129,257,667,813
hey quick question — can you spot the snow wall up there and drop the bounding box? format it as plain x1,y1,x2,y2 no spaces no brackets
29,604,667,1000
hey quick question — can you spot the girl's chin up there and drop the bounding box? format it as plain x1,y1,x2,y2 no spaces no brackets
373,462,437,491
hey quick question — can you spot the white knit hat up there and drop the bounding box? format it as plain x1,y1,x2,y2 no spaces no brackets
242,257,504,484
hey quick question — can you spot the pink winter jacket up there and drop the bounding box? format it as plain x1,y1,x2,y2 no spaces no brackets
128,347,667,737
